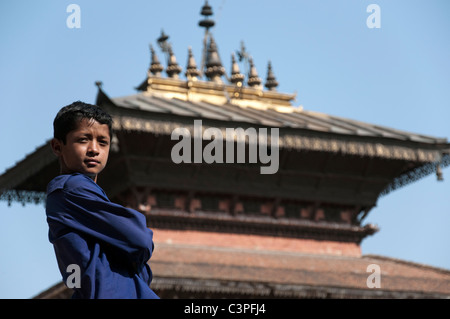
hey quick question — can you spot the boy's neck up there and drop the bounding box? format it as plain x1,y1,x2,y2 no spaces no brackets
59,168,98,183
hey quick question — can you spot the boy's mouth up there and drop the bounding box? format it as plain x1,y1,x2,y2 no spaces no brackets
84,159,100,166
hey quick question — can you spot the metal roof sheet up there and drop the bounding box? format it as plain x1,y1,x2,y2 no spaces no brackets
111,93,447,145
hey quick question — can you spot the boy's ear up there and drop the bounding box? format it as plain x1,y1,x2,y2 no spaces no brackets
50,138,63,156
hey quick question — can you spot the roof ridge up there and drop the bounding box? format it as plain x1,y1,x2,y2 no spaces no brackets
327,113,447,142
362,254,450,275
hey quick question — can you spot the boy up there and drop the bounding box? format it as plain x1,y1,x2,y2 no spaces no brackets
46,101,159,299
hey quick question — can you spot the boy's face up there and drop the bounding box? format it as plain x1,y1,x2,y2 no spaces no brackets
51,118,111,183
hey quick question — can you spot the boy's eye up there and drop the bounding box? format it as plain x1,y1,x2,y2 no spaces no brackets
98,138,110,146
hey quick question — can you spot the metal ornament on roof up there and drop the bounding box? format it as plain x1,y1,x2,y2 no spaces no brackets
198,0,215,30
147,0,279,90
165,45,182,79
247,57,262,88
156,29,170,61
230,53,244,86
204,35,226,83
185,47,201,80
198,0,215,77
149,45,164,77
265,61,279,91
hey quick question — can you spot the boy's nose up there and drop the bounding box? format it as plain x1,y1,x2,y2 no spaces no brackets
87,141,100,155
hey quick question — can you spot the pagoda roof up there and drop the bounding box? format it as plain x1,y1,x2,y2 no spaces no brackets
111,90,447,146
34,230,450,299
103,87,450,196
150,240,450,298
0,86,449,205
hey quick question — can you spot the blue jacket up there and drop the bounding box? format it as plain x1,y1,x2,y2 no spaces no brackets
46,173,159,299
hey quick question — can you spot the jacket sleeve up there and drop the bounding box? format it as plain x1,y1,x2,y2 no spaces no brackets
46,176,153,269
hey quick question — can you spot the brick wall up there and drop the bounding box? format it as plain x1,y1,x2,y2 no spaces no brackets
153,228,362,257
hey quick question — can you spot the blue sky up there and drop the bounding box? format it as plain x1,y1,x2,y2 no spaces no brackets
0,0,449,298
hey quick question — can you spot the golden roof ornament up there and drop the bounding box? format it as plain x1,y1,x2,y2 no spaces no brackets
166,45,182,79
247,57,262,88
198,0,215,31
185,47,201,81
204,35,225,83
136,0,292,104
230,53,244,86
264,61,279,91
149,44,164,77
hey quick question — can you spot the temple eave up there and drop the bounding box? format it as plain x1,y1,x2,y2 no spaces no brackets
143,210,377,244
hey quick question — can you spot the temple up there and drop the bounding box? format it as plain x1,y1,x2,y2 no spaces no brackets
2,1,450,298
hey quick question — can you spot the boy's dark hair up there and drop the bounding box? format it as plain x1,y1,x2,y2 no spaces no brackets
53,101,113,144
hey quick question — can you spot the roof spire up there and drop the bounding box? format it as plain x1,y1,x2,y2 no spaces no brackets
149,44,164,77
198,0,215,31
204,35,225,83
185,47,201,80
166,45,182,79
157,29,170,53
247,57,262,88
230,53,244,86
198,0,215,78
156,29,172,66
95,81,115,105
264,61,279,91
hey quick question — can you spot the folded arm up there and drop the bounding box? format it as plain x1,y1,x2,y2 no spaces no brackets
46,176,153,268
